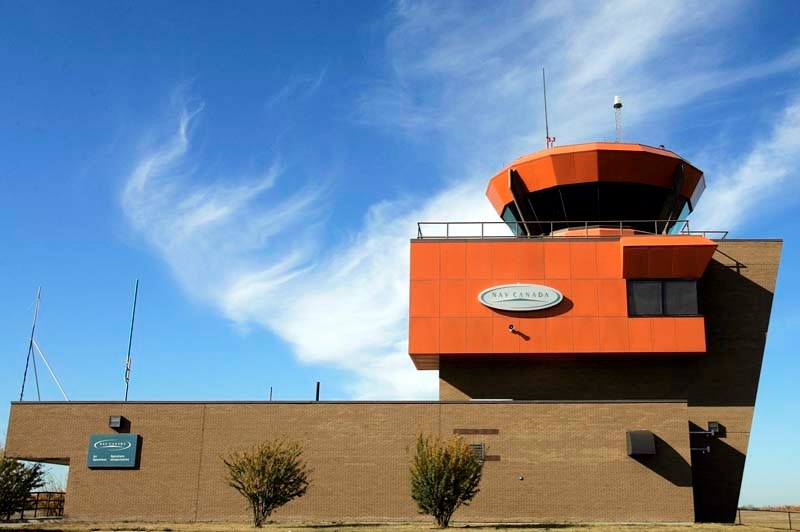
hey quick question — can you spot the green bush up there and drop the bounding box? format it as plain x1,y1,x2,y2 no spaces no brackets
223,439,311,527
410,434,484,528
0,450,45,521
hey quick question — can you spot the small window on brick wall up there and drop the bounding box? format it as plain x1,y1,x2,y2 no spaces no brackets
468,443,486,461
627,280,698,316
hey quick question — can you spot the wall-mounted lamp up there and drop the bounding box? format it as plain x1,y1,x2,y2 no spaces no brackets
626,430,656,456
109,415,129,432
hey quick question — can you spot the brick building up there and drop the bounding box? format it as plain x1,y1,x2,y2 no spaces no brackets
5,143,781,523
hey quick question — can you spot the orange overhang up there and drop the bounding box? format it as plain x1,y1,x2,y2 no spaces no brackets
620,235,717,279
485,142,705,216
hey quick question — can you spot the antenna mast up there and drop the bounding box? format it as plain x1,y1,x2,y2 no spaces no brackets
614,96,623,142
19,287,42,401
124,279,139,402
542,68,555,149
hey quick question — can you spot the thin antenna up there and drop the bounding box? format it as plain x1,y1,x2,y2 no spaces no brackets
269,386,273,401
614,96,623,142
31,339,41,401
19,287,42,401
32,339,70,401
542,68,555,149
124,279,139,402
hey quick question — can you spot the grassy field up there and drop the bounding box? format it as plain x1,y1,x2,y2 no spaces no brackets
0,522,787,532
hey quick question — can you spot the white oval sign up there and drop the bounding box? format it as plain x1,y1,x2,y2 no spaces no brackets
478,283,563,311
93,439,132,451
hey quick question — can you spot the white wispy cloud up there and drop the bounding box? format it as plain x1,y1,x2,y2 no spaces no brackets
266,67,328,109
690,97,800,231
122,0,800,399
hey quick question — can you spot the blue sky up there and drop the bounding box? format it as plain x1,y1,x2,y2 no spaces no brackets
1,0,799,505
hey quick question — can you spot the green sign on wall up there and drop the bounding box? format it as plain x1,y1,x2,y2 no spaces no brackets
87,434,139,468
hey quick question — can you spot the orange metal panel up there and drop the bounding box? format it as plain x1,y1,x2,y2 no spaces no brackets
622,247,649,278
546,318,573,352
651,318,677,352
570,242,598,279
440,242,466,280
465,242,492,279
439,280,466,318
439,318,466,353
465,279,494,317
572,317,600,352
600,318,629,352
409,280,439,318
597,279,627,317
571,280,599,317
672,247,698,278
596,241,622,279
518,244,545,278
410,242,440,280
544,241,571,279
491,242,518,279
675,317,706,352
409,318,438,354
465,318,493,353
518,317,547,353
493,317,520,353
628,318,653,352
647,247,674,278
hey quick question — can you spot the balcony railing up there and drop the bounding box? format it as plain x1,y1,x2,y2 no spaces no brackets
415,219,728,240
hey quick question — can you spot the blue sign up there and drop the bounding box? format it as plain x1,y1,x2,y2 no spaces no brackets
87,434,139,468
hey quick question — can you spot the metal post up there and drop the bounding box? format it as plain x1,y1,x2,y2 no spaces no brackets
315,381,320,401
789,510,793,530
738,509,742,525
269,386,273,401
20,287,42,402
124,279,139,402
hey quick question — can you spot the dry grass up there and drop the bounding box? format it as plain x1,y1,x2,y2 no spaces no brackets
0,522,785,532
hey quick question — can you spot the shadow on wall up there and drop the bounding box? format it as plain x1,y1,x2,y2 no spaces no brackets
631,434,692,487
690,255,777,408
689,422,745,523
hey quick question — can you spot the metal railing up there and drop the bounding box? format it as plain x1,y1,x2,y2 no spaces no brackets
416,219,728,240
10,491,65,520
738,508,798,530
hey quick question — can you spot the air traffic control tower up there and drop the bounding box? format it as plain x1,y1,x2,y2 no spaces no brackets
410,142,781,522
4,142,781,524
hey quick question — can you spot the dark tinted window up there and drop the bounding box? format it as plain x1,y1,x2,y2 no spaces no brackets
627,281,663,316
663,280,698,315
627,280,699,316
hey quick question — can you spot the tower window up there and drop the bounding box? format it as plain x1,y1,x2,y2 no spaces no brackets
627,280,698,316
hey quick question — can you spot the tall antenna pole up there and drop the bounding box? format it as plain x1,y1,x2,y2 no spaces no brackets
124,279,139,402
614,96,623,142
542,68,553,149
19,287,42,401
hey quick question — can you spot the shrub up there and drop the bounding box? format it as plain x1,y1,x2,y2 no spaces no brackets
0,451,45,521
223,438,311,527
410,434,484,528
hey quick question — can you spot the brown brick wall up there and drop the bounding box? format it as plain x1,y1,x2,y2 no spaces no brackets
6,401,692,523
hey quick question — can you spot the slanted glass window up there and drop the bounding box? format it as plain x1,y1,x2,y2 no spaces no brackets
627,280,699,316
663,280,698,315
627,281,663,316
501,204,525,236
